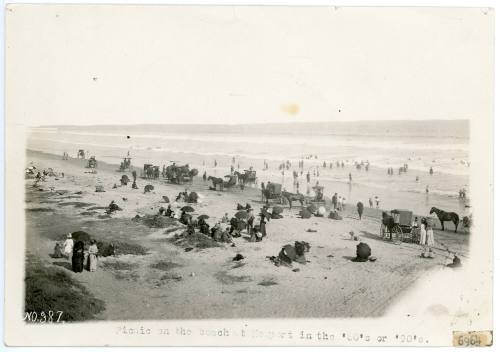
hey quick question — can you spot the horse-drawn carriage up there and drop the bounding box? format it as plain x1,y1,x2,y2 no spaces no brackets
262,182,283,203
142,164,160,179
380,209,415,244
207,174,238,191
235,169,257,185
164,163,198,184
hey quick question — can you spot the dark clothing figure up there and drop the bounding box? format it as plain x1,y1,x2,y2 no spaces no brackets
202,172,207,182
72,241,85,273
180,211,191,225
199,219,210,235
260,218,267,238
332,193,338,210
165,205,173,217
356,201,364,220
247,214,255,233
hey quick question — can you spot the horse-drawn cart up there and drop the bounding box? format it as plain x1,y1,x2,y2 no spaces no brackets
380,209,414,244
262,182,283,204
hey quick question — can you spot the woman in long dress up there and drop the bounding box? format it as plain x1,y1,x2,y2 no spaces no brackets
419,218,427,245
425,218,435,247
72,241,85,273
88,239,98,272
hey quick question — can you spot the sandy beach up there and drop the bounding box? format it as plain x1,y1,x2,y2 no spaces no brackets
25,149,470,320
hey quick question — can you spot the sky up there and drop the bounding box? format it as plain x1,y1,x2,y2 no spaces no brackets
5,5,494,126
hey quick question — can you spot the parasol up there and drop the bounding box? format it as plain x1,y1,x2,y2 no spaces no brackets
197,214,209,220
181,205,195,212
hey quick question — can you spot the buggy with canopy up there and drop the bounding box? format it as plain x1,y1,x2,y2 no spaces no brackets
380,209,415,244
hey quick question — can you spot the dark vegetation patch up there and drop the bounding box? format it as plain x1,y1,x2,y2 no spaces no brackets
258,279,278,287
159,273,183,282
55,231,148,256
25,256,105,322
26,207,54,212
231,262,246,269
87,206,109,211
215,271,252,285
150,261,182,271
59,202,95,208
100,261,140,281
164,226,185,234
168,231,222,250
134,214,179,228
101,261,138,271
80,211,99,216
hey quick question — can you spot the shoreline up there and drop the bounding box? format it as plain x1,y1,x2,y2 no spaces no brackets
24,148,470,320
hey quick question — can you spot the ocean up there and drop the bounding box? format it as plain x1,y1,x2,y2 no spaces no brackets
27,120,470,217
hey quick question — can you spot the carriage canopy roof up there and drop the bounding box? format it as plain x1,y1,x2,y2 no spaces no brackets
390,209,413,226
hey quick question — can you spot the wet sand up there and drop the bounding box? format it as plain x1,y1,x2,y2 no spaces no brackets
24,149,470,319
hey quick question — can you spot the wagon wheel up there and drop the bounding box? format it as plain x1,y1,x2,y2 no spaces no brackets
392,225,403,245
380,223,386,239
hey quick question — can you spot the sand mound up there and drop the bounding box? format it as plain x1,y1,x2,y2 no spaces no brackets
135,214,179,228
169,231,222,249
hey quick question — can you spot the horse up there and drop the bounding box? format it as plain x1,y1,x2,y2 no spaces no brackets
208,176,224,191
281,191,305,209
430,207,459,233
381,211,396,240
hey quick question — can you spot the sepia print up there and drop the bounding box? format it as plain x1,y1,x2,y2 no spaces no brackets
4,4,494,347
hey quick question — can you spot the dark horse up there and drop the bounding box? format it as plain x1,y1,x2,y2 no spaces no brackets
208,176,224,191
382,211,396,240
281,191,305,209
430,207,459,233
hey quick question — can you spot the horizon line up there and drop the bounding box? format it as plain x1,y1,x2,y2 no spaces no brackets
34,118,469,128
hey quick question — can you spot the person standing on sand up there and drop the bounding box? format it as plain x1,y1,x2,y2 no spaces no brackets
87,239,98,272
332,193,338,210
375,196,380,208
202,171,207,182
342,197,346,211
425,218,435,246
72,241,85,273
369,197,373,208
259,208,269,238
63,233,74,260
419,218,427,245
306,172,310,183
247,209,255,234
357,201,364,220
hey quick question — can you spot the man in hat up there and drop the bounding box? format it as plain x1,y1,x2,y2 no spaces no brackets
63,233,74,260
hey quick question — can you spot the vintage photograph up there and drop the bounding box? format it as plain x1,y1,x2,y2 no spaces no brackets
4,4,494,347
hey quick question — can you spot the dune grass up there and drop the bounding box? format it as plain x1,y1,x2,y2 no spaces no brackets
24,256,105,322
